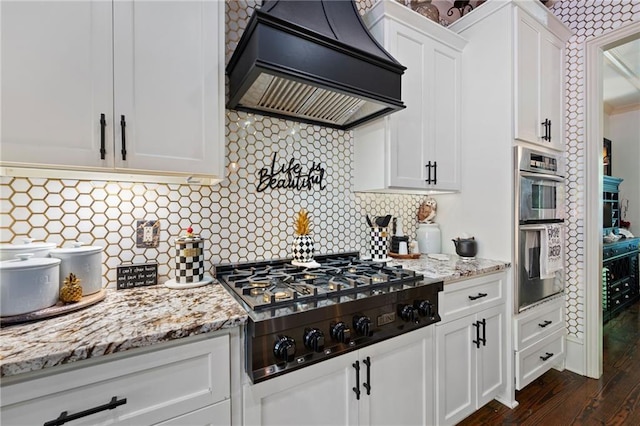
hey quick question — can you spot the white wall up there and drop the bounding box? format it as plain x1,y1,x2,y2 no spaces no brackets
608,109,640,233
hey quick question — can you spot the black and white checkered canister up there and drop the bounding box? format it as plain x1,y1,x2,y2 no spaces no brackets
370,227,388,261
174,236,205,284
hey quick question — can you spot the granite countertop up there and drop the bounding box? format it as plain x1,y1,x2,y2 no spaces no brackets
389,254,510,282
0,283,248,378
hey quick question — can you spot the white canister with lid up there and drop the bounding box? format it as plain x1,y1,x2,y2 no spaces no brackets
49,242,104,295
0,253,61,316
0,238,57,261
416,223,442,254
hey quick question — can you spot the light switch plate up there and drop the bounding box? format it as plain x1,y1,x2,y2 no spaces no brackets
136,220,159,248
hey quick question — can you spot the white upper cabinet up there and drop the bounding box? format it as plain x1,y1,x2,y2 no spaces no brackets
514,6,568,151
0,1,113,169
354,0,467,194
1,0,225,184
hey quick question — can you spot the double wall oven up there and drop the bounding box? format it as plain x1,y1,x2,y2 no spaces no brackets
515,147,566,312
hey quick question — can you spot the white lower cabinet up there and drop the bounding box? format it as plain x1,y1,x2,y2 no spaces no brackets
242,326,435,426
514,297,566,390
435,273,507,426
0,333,232,426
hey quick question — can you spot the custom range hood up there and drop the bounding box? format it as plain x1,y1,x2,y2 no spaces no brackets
226,0,406,130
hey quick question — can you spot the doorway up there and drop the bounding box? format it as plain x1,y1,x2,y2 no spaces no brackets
584,21,640,379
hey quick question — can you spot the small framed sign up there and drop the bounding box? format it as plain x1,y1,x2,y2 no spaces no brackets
117,263,158,289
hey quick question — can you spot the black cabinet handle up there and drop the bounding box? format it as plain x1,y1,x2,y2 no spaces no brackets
425,161,432,183
540,352,554,361
352,360,361,400
480,318,487,346
538,320,553,328
472,321,480,349
43,396,126,426
120,115,127,161
99,113,106,160
541,119,551,141
433,161,437,185
362,356,371,395
468,293,488,301
548,120,552,142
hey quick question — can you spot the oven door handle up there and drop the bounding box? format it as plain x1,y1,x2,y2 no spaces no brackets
520,223,563,231
519,171,565,182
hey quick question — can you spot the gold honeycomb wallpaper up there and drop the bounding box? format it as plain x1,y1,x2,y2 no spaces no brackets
0,0,426,287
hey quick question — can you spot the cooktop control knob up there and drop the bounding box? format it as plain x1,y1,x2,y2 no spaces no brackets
353,315,372,337
303,328,325,352
330,321,351,343
399,304,420,323
274,335,296,362
415,300,434,318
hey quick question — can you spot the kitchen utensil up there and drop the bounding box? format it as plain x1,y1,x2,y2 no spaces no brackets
452,237,478,258
0,253,61,316
49,242,104,295
381,215,392,227
0,238,57,261
366,215,373,227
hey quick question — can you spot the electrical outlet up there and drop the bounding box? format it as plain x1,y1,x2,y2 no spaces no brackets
136,220,159,248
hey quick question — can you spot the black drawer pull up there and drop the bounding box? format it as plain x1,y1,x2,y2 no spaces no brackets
472,321,481,349
44,396,126,426
540,352,554,361
538,320,552,328
120,115,127,161
468,293,488,301
352,361,361,400
99,113,106,160
362,356,371,395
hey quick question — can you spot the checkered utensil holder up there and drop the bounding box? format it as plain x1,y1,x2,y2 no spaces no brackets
370,227,388,260
175,237,205,283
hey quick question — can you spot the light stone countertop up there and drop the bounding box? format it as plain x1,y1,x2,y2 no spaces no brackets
0,255,510,380
389,254,510,282
0,282,248,378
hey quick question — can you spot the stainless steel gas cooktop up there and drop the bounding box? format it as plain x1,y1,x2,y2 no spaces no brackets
215,252,443,383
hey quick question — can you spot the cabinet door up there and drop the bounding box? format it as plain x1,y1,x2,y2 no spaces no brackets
428,43,462,191
242,352,359,426
435,316,476,426
113,0,224,176
0,1,113,168
361,327,435,426
155,400,230,426
515,11,542,145
476,305,505,408
539,32,564,150
388,21,430,190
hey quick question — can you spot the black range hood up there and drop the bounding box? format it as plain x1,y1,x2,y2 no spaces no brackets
226,0,406,131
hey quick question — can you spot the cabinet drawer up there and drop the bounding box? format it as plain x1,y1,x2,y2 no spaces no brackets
515,328,565,390
155,399,230,426
439,273,505,322
514,298,563,351
1,334,230,426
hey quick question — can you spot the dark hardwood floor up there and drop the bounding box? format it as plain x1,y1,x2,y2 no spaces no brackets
459,301,640,425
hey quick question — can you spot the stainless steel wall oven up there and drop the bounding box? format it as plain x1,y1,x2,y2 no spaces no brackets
515,147,566,312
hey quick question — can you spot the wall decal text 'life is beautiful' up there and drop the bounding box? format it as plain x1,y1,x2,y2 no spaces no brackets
257,153,326,192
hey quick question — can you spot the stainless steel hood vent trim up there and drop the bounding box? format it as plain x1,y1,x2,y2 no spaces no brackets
226,0,406,130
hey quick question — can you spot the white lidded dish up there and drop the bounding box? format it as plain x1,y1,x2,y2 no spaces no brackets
49,242,104,296
0,253,61,316
0,238,57,261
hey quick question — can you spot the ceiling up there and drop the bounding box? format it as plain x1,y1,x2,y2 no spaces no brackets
603,38,640,114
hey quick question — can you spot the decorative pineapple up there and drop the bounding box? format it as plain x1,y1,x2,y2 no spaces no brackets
60,273,83,303
292,209,315,263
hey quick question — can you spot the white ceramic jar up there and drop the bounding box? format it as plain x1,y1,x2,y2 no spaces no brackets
0,238,57,261
416,223,442,254
49,242,104,295
0,254,61,316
